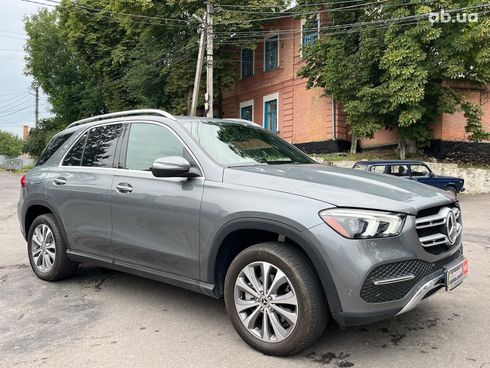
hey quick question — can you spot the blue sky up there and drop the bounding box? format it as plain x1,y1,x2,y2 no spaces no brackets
0,0,51,137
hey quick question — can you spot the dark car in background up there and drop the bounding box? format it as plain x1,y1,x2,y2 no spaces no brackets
353,160,465,196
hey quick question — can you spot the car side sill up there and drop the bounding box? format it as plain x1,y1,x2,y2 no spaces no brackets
66,250,217,298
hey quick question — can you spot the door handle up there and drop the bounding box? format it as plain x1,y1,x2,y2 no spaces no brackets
116,182,133,193
53,177,67,186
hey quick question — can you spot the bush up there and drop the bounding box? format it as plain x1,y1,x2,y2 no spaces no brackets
0,130,24,158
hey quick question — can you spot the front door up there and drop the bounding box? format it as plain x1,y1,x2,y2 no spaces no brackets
111,122,203,279
409,164,437,186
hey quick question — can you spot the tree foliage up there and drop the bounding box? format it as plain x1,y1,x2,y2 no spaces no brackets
24,0,290,131
298,0,490,156
0,131,24,158
23,117,65,158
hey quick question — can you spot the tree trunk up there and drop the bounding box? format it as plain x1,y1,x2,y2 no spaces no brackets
350,134,358,154
398,138,417,159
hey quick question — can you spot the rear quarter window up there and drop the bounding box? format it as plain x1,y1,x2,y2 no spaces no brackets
36,131,74,166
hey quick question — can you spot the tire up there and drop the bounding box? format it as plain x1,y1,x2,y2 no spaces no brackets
27,213,78,281
445,186,458,198
224,242,328,356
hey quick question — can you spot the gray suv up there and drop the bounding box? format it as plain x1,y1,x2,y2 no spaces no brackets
18,109,468,356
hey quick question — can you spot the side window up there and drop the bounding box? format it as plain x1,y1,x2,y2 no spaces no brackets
62,132,88,166
410,165,430,177
241,48,254,79
264,34,279,71
369,165,387,173
301,17,319,49
125,123,184,171
36,132,74,166
392,165,410,177
82,124,123,168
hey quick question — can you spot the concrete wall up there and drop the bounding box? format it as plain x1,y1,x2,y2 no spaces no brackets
0,154,34,170
313,158,490,195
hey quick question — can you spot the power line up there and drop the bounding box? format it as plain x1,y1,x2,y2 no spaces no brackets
212,4,490,43
216,0,368,8
0,28,26,36
0,48,25,52
0,34,27,41
21,0,196,28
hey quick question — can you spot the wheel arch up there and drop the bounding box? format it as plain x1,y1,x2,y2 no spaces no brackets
207,218,343,313
23,199,70,248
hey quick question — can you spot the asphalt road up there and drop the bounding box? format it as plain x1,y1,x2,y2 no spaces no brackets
1,171,489,368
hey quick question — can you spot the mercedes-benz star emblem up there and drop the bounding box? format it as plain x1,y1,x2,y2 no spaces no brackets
446,211,457,244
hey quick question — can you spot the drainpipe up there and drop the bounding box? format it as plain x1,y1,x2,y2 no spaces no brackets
331,98,337,141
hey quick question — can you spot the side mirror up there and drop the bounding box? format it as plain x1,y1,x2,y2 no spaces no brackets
151,156,200,178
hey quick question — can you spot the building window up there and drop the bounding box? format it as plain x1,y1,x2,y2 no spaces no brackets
241,48,254,79
301,16,319,50
240,100,254,121
263,93,279,132
264,34,279,71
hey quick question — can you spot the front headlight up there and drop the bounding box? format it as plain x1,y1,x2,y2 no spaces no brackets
319,208,406,239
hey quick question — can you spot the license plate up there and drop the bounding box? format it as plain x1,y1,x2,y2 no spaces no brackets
445,258,468,291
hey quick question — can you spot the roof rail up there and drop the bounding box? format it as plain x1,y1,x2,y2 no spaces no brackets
67,109,176,129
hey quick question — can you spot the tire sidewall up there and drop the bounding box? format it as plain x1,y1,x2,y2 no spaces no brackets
446,186,458,197
27,214,66,281
224,245,318,355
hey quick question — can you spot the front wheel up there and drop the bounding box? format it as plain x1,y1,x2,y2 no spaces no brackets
445,186,458,198
224,242,328,356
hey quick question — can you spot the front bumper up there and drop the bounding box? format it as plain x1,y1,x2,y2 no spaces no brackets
306,213,464,327
331,253,465,326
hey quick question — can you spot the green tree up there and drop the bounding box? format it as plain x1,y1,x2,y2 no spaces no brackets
0,131,24,158
298,1,490,157
23,117,65,158
24,0,290,131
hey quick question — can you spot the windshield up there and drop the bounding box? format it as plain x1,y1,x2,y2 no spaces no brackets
183,121,314,166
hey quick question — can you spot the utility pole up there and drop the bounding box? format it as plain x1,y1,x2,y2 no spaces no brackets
206,0,214,118
34,84,39,128
190,15,206,117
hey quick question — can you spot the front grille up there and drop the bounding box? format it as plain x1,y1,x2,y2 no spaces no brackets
415,203,462,255
360,250,461,303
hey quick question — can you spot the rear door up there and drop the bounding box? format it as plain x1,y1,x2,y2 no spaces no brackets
110,122,203,279
47,123,123,260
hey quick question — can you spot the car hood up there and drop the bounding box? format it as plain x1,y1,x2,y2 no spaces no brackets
223,164,454,215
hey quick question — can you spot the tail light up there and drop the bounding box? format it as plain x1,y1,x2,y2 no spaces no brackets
20,175,26,188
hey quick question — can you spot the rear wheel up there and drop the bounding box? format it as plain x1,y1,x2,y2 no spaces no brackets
224,242,328,356
27,214,78,281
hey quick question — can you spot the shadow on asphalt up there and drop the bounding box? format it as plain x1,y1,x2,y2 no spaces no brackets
1,263,468,366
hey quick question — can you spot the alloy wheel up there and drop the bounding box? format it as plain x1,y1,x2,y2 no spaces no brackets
233,261,298,343
31,224,56,273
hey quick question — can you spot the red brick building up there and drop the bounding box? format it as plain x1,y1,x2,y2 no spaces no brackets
221,13,490,159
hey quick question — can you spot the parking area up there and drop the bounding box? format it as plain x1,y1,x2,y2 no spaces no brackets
1,170,489,368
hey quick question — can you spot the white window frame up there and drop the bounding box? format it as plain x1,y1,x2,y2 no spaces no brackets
263,32,280,72
240,48,255,79
239,99,254,121
300,13,321,57
263,92,280,132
